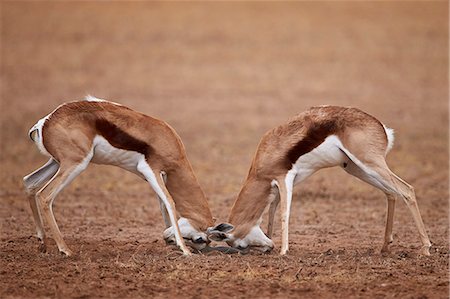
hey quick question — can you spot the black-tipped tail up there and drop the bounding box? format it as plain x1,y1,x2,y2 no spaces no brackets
29,129,38,142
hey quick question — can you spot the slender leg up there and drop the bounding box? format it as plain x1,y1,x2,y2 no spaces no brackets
23,159,59,246
267,191,280,238
36,159,90,256
389,172,431,256
158,171,171,229
381,193,396,253
23,159,59,193
279,171,295,255
343,155,431,256
137,160,191,256
27,193,47,251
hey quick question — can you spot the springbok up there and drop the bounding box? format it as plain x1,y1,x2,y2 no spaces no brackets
208,106,431,256
23,96,214,256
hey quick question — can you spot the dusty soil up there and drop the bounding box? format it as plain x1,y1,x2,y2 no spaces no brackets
1,2,448,299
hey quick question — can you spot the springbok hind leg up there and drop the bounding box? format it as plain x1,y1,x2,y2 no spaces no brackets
389,172,431,255
342,154,431,256
36,159,90,256
23,159,59,249
381,193,395,254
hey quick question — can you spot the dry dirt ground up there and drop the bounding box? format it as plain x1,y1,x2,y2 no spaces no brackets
1,2,448,299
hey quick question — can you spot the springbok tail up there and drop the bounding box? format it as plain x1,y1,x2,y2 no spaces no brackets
383,125,395,154
28,117,52,157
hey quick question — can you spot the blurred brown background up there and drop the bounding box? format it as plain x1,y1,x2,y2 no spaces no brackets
1,2,448,299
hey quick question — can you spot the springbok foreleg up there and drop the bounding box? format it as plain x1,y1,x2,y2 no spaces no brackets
137,160,191,256
278,171,296,255
267,190,280,238
158,171,171,229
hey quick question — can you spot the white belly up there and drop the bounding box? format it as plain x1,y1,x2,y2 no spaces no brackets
91,135,145,175
291,135,346,183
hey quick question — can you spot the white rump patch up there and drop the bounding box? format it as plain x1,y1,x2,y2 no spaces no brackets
28,102,69,157
383,125,395,154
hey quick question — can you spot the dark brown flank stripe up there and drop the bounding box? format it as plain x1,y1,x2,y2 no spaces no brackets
95,119,153,156
284,120,337,169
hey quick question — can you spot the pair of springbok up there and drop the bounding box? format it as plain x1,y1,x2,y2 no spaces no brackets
23,96,431,257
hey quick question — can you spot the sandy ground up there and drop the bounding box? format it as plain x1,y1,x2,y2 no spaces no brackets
1,2,448,298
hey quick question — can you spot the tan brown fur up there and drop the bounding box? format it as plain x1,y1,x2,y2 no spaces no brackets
229,106,389,238
25,100,214,256
42,101,213,231
228,106,430,257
